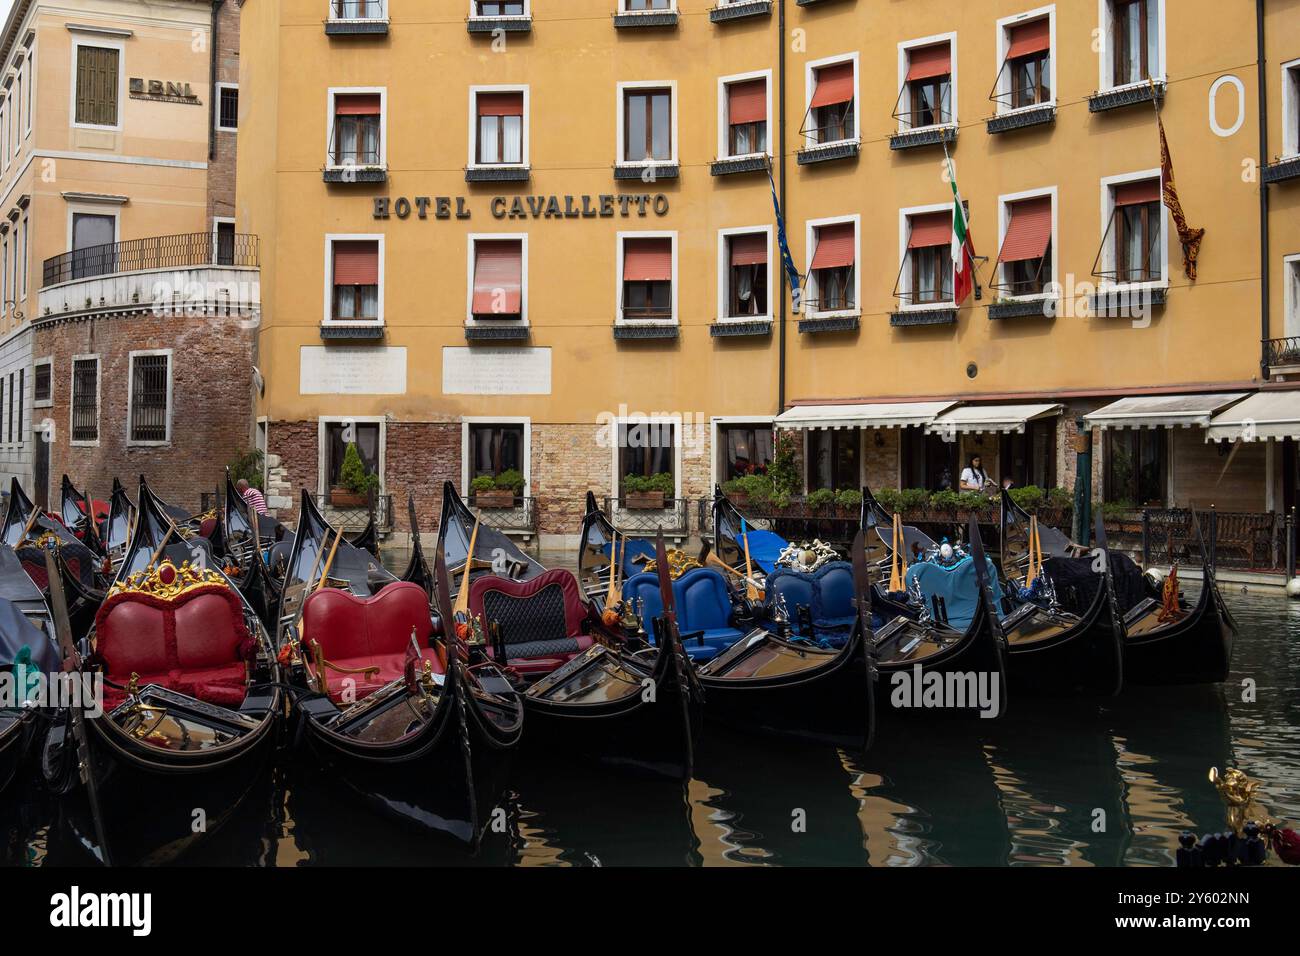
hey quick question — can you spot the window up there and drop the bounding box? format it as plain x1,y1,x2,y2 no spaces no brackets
19,217,26,298
12,75,19,151
2,237,7,316
718,424,773,482
128,352,171,444
328,238,381,322
473,89,525,165
467,422,525,483
15,369,23,447
617,421,676,497
329,92,383,168
1098,177,1163,284
70,357,98,444
331,0,386,19
24,48,32,135
1,103,7,169
993,13,1052,111
900,210,953,305
214,219,236,265
1104,428,1166,507
70,212,116,280
804,59,855,146
474,1,525,14
807,220,857,313
217,84,238,131
1283,59,1300,158
324,420,381,490
622,0,673,9
1106,0,1162,89
1000,419,1057,489
469,237,525,321
1285,254,1300,339
620,235,675,322
994,193,1054,296
622,85,673,164
901,429,960,490
33,360,50,407
74,44,119,127
898,40,953,130
723,76,767,157
7,373,13,443
807,429,860,492
722,231,769,319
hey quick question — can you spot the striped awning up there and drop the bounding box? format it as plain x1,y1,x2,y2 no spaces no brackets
1205,391,1300,442
776,401,957,430
925,403,1062,435
1084,393,1248,430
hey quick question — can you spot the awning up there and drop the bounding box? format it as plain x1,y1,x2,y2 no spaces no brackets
1205,392,1300,442
776,401,957,431
1084,393,1248,430
925,403,1062,435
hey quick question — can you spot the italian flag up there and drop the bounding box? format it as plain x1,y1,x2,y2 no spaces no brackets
948,158,976,305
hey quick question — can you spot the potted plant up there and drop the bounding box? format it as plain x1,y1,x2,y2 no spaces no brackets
624,472,673,509
470,474,511,508
722,473,773,507
330,442,379,507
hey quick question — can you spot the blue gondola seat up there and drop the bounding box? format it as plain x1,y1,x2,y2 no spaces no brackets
621,568,745,663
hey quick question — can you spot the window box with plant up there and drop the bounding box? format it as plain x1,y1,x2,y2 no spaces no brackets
470,468,524,508
623,472,674,509
330,441,380,507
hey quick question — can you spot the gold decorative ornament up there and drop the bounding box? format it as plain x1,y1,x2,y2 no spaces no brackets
106,559,232,601
642,549,702,579
1209,766,1271,835
776,539,838,573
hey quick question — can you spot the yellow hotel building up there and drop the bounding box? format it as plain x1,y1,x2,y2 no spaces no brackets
238,0,1300,546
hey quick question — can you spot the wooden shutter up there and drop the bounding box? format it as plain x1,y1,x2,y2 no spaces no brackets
998,197,1053,263
908,212,952,248
1006,18,1051,59
1114,178,1161,206
907,43,951,81
727,79,767,125
810,223,855,269
623,238,673,281
332,241,379,285
76,46,119,126
729,233,767,266
809,62,854,108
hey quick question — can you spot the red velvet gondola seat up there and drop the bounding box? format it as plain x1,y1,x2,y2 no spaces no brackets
96,573,253,711
467,569,594,677
300,581,442,703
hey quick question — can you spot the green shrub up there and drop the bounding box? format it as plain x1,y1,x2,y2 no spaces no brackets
770,490,792,509
625,472,674,495
723,473,775,501
1102,499,1135,519
1009,485,1046,511
956,491,991,512
494,468,525,495
874,488,902,513
768,430,800,499
227,449,264,491
930,490,962,512
898,488,931,512
806,488,836,509
339,442,380,496
1047,487,1073,510
469,475,497,494
834,488,863,508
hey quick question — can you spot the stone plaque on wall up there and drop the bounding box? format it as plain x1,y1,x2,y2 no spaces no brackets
442,346,552,395
300,345,407,395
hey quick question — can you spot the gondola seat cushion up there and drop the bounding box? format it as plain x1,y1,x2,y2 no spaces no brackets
764,569,815,626
96,583,251,710
811,562,857,634
905,557,997,632
469,569,593,676
621,569,742,663
301,581,441,701
199,517,218,539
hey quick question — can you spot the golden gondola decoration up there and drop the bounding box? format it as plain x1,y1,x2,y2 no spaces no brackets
1177,767,1300,866
106,559,231,601
641,548,702,579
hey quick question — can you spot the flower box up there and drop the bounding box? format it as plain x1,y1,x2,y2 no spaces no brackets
625,491,666,510
473,490,516,509
329,488,367,508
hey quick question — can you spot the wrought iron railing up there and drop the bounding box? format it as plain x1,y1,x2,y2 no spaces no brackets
1140,507,1296,574
468,495,538,534
1265,336,1300,369
42,232,260,288
602,496,692,536
313,493,394,533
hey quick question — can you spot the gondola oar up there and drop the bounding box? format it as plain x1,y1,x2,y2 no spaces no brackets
849,527,877,751
740,518,759,602
43,547,113,866
316,527,343,590
453,515,480,620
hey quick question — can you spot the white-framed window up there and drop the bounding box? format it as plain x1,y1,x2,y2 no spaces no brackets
1098,0,1165,92
10,76,19,157
718,69,772,160
1,100,8,170
216,82,238,131
610,415,682,503
318,417,385,498
616,80,677,168
617,231,678,325
717,225,773,323
19,216,27,300
127,349,172,445
327,87,386,170
897,203,955,309
469,1,531,20
1,236,8,317
993,186,1058,299
1096,169,1167,289
1282,58,1300,159
468,85,529,169
70,354,99,446
896,34,957,132
1283,252,1300,339
330,0,389,22
23,44,32,137
461,417,531,496
70,36,124,131
65,203,120,282
323,233,384,326
802,52,858,147
466,233,528,325
711,416,775,491
804,214,860,318
619,0,676,12
212,216,236,265
32,357,51,408
993,7,1055,114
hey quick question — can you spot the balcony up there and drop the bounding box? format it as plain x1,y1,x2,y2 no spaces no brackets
1262,156,1300,185
1265,336,1300,374
890,307,958,327
613,8,679,29
325,0,389,35
39,232,260,323
710,319,771,337
889,124,956,151
1088,80,1164,114
467,495,539,540
467,13,532,34
613,322,678,340
988,297,1055,320
613,161,679,181
709,1,771,23
1086,285,1167,318
796,138,859,166
986,104,1055,135
710,154,769,177
465,320,529,342
311,494,394,536
602,496,691,538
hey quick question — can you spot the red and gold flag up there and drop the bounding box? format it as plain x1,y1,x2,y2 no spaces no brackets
1159,115,1205,280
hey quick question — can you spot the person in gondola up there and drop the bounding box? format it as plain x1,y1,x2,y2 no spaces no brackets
237,479,269,517
959,455,992,493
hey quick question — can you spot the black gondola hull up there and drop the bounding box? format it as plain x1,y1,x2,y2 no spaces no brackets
1122,577,1235,685
1004,580,1124,696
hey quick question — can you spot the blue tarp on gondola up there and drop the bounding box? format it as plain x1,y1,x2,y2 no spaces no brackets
904,555,1000,632
602,538,658,577
736,529,786,574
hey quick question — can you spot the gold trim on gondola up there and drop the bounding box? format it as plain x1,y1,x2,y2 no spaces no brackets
642,548,702,579
106,559,231,600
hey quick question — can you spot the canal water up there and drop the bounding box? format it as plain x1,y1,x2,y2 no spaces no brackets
4,549,1298,867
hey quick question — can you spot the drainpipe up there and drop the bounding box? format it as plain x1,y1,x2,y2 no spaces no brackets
776,0,787,415
208,0,222,164
1257,0,1270,382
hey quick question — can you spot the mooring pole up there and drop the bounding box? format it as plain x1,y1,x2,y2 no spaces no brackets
1073,417,1092,547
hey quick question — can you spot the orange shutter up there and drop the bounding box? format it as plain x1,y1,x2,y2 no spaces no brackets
729,233,767,266
335,94,381,116
908,212,952,248
623,238,673,281
1006,18,1050,59
477,91,524,116
333,241,379,285
907,43,952,81
809,62,854,108
810,223,855,270
472,240,523,314
998,197,1053,263
728,79,767,125
1114,179,1161,206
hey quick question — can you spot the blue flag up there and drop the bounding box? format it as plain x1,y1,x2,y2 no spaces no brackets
767,167,802,312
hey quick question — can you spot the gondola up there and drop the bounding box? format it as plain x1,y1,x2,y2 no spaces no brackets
60,475,108,556
39,477,283,865
101,478,137,570
858,484,938,622
220,471,288,627
446,484,700,778
0,544,60,796
277,489,522,847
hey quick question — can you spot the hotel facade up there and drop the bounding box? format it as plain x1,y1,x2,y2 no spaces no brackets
238,0,1300,547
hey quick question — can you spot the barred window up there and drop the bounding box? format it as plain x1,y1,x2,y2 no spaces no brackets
71,359,98,442
33,362,50,404
15,368,22,446
75,45,118,127
130,353,170,443
218,85,238,131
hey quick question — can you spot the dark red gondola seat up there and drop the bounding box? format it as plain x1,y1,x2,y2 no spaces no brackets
468,569,593,676
300,581,441,702
199,516,218,539
96,583,252,710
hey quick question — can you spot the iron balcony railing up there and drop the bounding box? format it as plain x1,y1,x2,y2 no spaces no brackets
1139,507,1296,574
43,232,260,288
313,493,394,533
467,495,538,534
603,496,692,536
1265,336,1300,368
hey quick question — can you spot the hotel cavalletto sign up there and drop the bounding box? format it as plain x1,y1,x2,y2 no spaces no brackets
373,193,670,221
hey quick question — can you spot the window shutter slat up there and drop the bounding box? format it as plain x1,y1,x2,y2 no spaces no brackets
727,79,767,125
907,43,952,81
907,212,952,249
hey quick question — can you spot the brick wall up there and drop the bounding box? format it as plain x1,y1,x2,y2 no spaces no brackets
32,310,254,510
206,0,241,226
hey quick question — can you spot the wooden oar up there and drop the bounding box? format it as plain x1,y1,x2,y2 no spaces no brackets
316,527,343,591
741,518,760,602
1025,516,1040,586
17,505,42,545
888,514,905,592
453,515,480,619
605,529,621,607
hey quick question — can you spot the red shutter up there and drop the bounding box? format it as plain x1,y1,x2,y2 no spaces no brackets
335,94,381,116
906,43,952,81
472,239,523,315
810,222,855,270
332,240,378,285
908,212,952,249
623,238,673,281
809,62,854,108
728,79,767,126
1114,178,1161,206
998,197,1053,263
729,233,767,266
477,91,524,117
1006,18,1050,59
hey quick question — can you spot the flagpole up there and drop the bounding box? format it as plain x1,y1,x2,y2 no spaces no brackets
941,137,982,301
